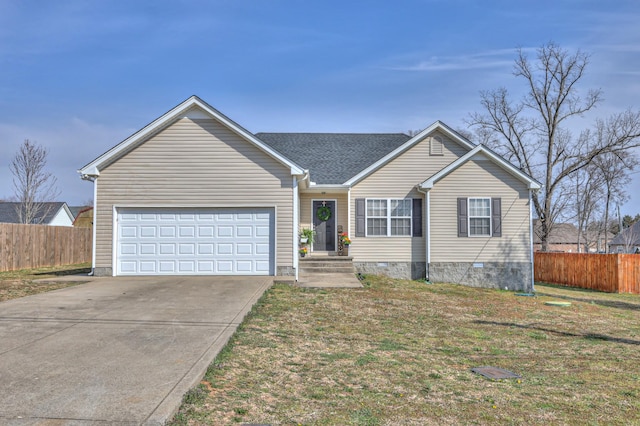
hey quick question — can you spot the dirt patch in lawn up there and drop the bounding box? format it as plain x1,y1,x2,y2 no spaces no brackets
0,263,91,302
170,277,640,425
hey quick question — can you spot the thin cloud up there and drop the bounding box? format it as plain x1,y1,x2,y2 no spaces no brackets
386,48,533,72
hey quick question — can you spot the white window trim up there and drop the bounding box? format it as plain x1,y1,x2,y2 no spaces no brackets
468,197,492,237
365,198,412,237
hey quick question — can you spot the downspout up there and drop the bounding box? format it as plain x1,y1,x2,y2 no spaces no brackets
417,187,430,280
91,178,97,276
529,189,535,292
293,175,300,282
80,173,98,276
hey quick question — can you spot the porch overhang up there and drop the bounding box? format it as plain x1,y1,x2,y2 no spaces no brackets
301,183,350,194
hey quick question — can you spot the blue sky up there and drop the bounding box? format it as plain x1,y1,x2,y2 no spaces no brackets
1,0,639,215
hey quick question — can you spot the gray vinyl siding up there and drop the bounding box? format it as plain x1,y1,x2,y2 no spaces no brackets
94,117,294,272
430,157,531,262
350,132,469,261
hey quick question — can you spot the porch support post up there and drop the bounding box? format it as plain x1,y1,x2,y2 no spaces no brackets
347,187,352,238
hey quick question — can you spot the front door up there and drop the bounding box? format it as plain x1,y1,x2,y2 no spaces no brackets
313,200,336,251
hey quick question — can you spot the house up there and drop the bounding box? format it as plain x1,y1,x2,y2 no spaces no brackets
78,96,541,290
0,202,74,227
533,221,580,252
70,206,94,228
533,220,614,253
609,221,640,253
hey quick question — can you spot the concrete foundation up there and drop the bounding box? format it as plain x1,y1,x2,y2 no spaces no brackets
428,262,533,291
277,266,295,276
354,262,426,280
93,267,113,277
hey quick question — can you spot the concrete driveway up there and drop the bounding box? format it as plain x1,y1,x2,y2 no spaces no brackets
0,276,272,425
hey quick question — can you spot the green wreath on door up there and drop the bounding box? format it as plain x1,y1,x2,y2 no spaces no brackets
316,205,332,222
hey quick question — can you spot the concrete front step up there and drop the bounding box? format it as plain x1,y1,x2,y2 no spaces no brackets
300,265,355,276
300,256,353,261
299,256,354,274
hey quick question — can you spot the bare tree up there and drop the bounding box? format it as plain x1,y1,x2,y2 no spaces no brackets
468,43,640,251
10,139,60,224
570,163,604,252
592,150,637,251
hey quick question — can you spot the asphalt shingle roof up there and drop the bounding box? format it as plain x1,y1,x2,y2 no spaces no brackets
610,221,640,246
255,133,411,184
69,205,91,219
0,202,66,224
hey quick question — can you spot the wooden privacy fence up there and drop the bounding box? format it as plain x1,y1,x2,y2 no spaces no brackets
535,252,640,294
0,223,92,272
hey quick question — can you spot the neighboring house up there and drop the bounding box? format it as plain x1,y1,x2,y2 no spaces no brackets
533,220,614,253
78,96,541,290
609,221,640,253
71,206,94,228
533,221,580,252
0,202,74,227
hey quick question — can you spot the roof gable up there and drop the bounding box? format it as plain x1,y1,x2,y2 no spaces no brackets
419,145,541,190
0,202,70,225
343,121,476,186
256,133,410,185
78,96,304,178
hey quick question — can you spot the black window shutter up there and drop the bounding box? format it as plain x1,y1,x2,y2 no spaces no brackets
412,198,422,237
492,198,502,237
356,198,366,237
458,198,468,237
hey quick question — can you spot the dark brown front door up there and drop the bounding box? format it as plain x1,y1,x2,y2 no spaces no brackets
313,200,336,251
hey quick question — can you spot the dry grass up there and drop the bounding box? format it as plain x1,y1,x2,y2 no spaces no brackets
0,263,91,302
170,276,640,425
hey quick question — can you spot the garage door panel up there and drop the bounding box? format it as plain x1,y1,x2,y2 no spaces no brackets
218,226,233,237
140,244,156,255
217,260,233,273
121,226,137,237
236,261,253,272
159,261,175,273
198,226,214,237
236,243,252,255
139,261,157,273
255,260,270,273
140,227,156,238
236,226,253,237
198,243,214,255
159,226,175,238
117,208,274,275
217,243,233,255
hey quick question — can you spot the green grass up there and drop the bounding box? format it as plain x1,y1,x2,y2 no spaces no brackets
169,276,640,425
0,263,91,301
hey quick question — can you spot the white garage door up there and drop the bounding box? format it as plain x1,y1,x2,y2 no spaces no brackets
116,208,274,275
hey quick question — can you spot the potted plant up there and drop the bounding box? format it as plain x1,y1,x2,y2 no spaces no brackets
299,247,308,257
340,232,351,256
300,228,315,245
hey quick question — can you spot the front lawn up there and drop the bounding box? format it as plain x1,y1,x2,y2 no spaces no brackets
0,263,91,302
171,277,640,425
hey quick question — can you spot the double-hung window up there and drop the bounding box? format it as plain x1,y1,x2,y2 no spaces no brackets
468,198,491,236
366,199,412,236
